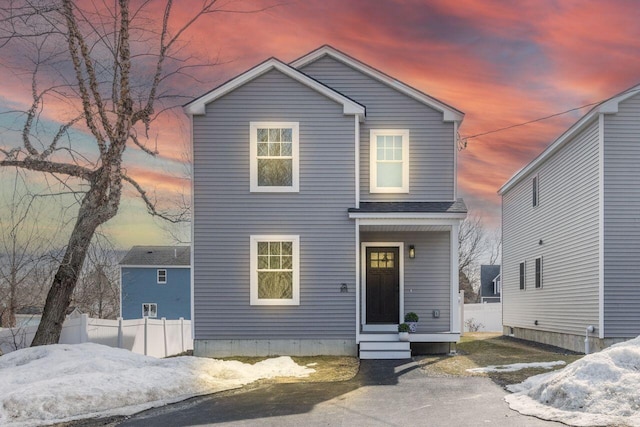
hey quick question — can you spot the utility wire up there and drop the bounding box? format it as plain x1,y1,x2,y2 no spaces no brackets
457,87,640,150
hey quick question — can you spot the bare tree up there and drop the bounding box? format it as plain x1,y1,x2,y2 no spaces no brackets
487,228,502,266
157,136,192,244
458,213,490,302
72,235,120,319
0,0,248,345
0,169,62,327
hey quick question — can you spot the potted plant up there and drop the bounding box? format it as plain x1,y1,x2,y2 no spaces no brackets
404,312,419,332
398,323,410,341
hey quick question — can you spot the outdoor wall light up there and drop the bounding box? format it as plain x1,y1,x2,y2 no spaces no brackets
408,245,415,259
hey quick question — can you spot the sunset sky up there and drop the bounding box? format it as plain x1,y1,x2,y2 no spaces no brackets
1,0,640,249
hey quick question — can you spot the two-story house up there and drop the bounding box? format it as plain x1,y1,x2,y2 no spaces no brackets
185,46,466,359
499,84,640,354
119,246,191,320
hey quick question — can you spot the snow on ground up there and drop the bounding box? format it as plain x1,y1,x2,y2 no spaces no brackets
0,343,315,427
466,360,566,373
506,336,640,426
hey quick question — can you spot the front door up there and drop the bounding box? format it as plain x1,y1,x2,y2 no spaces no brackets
366,247,400,324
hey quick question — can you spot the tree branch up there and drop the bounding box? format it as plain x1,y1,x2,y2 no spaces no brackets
0,158,93,180
122,173,187,223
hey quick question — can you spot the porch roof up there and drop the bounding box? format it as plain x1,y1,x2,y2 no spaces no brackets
348,200,467,216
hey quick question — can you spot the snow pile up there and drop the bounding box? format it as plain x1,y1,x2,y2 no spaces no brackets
466,360,566,373
506,336,640,426
0,343,315,426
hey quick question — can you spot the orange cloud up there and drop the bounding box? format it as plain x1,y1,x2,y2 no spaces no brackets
4,0,640,247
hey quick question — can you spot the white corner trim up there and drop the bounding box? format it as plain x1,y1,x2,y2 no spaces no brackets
190,114,195,336
249,235,300,306
453,121,458,200
598,113,605,339
355,219,361,343
450,223,460,333
355,116,360,209
184,58,365,120
290,46,464,122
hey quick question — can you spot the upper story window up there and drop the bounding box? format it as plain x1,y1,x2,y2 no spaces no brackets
250,235,300,305
532,175,539,207
519,262,526,290
370,129,409,193
157,269,167,284
250,122,299,192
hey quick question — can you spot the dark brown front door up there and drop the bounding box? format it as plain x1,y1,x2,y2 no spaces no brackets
366,247,400,324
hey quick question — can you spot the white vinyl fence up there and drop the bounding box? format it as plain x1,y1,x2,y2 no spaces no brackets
463,303,502,332
0,314,193,358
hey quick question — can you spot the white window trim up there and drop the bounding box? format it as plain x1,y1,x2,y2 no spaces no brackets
157,269,167,284
535,256,543,289
142,303,157,318
250,235,300,305
250,122,299,193
369,129,410,194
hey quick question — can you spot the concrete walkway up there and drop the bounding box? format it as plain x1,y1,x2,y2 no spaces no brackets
118,359,561,426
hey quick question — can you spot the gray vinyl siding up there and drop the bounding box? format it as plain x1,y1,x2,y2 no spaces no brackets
300,56,455,202
193,69,356,340
502,120,600,336
360,231,451,332
603,93,640,337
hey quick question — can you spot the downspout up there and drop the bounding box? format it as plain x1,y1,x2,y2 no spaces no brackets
585,325,595,354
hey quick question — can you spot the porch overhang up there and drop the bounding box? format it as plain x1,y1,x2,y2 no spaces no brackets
348,200,467,224
349,201,467,231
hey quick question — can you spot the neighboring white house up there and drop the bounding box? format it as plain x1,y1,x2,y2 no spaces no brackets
499,84,640,353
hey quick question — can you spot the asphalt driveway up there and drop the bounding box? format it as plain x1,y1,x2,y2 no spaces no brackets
116,359,561,427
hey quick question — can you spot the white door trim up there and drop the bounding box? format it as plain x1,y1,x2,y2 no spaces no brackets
360,242,404,332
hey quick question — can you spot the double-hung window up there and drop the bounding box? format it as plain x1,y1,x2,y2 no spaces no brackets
142,303,157,318
250,122,299,192
250,235,300,305
370,129,409,193
157,269,167,284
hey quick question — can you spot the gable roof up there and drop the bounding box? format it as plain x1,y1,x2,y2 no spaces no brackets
499,83,640,195
120,246,191,266
183,57,365,120
290,45,464,123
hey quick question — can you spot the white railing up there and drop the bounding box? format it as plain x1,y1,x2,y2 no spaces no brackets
0,314,193,358
463,302,502,332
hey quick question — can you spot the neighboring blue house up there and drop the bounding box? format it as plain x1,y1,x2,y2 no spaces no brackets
184,45,467,359
479,265,501,303
119,246,191,320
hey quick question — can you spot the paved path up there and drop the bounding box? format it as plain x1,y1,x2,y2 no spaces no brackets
117,359,560,427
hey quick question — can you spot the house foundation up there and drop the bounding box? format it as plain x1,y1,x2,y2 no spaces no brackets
194,339,357,358
503,326,628,354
